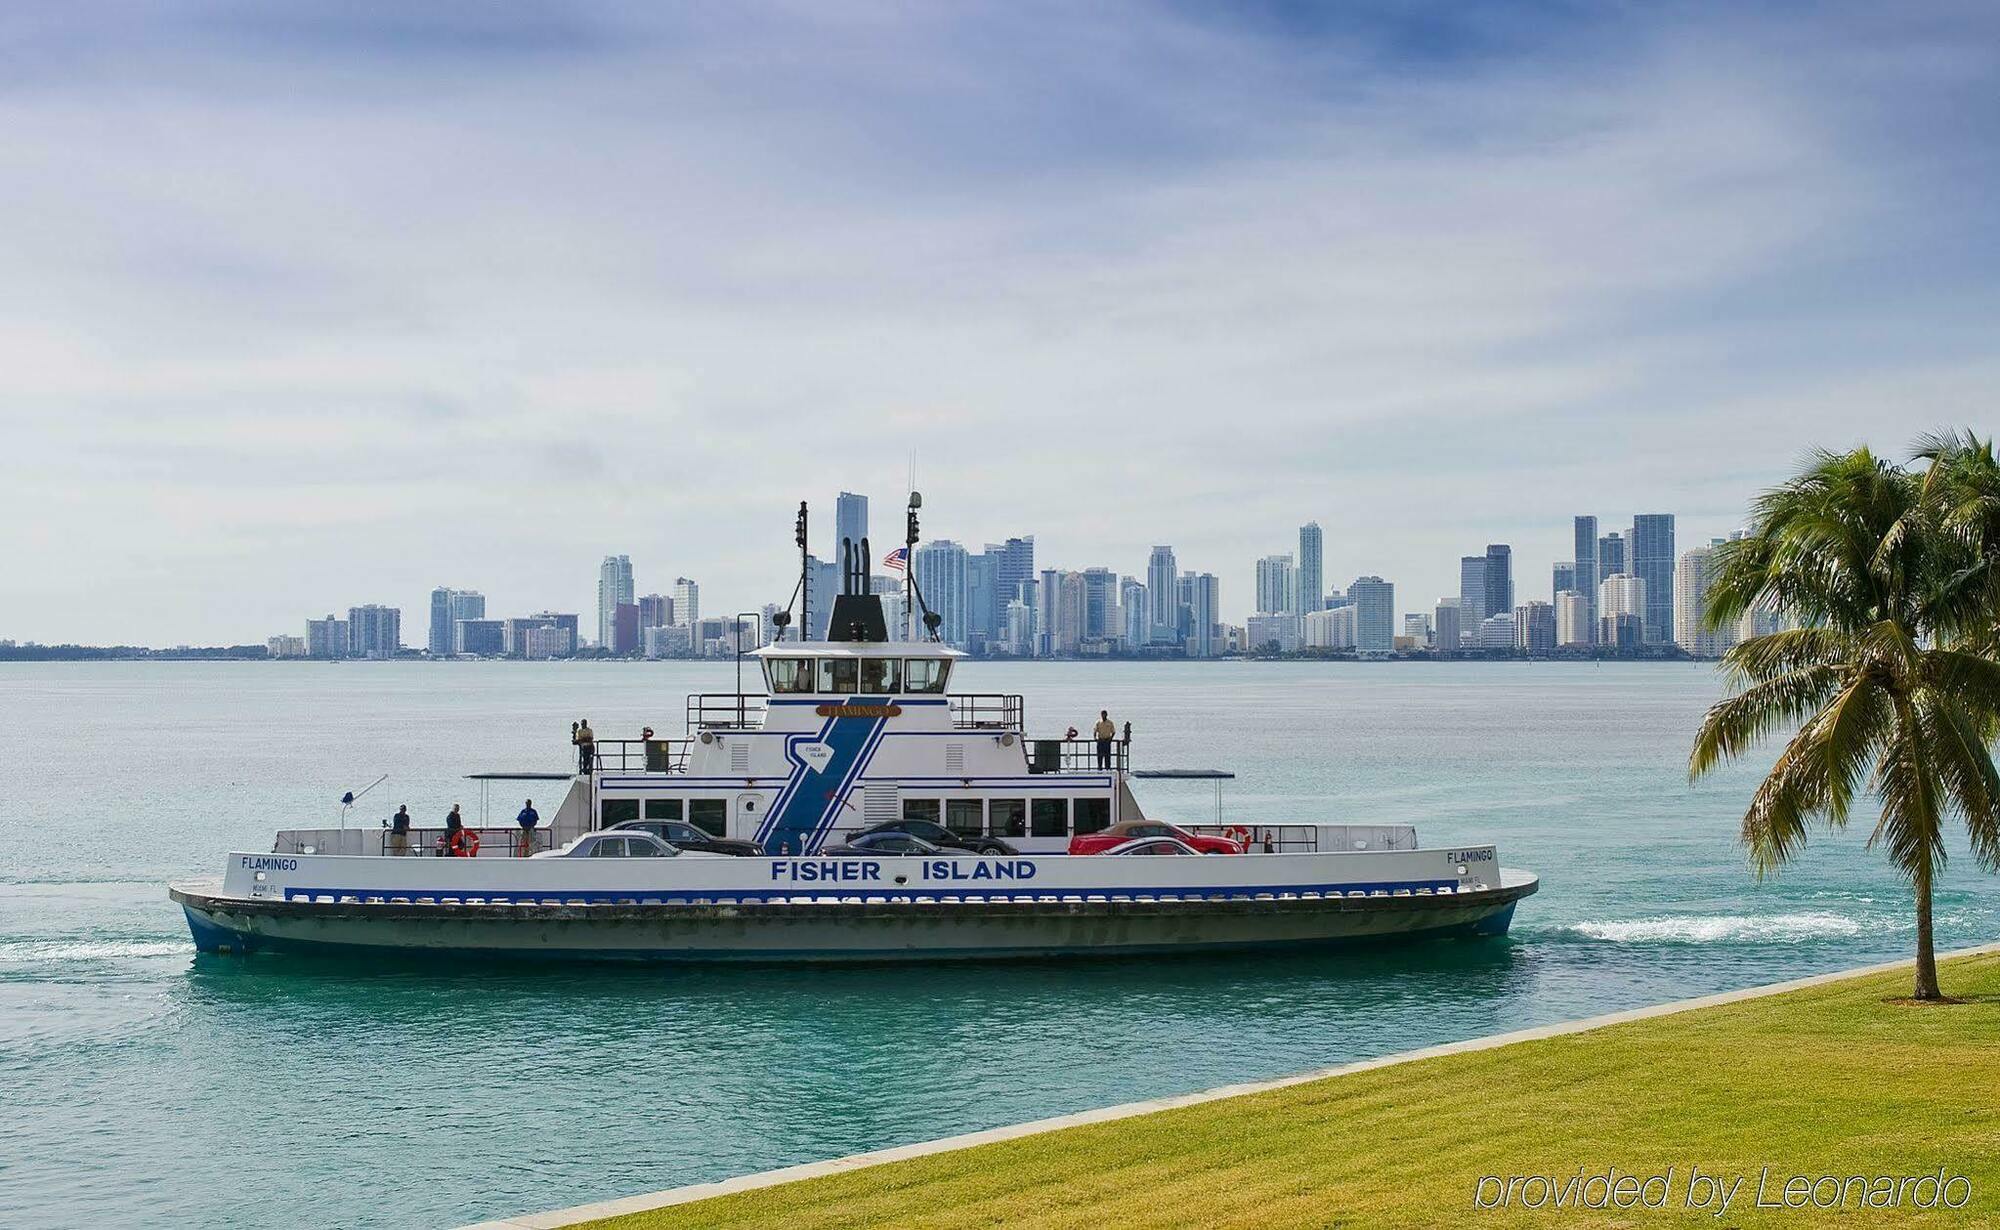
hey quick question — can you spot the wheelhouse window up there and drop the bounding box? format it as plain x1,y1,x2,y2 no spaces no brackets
1030,798,1068,837
988,799,1026,838
902,799,941,826
823,658,860,694
644,798,683,821
1073,797,1110,835
945,799,983,837
904,658,950,693
688,798,727,837
857,656,901,694
766,657,817,694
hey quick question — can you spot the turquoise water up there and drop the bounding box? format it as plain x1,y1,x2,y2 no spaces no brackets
3,661,1996,1228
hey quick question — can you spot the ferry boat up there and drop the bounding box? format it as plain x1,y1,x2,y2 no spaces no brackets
171,499,1537,962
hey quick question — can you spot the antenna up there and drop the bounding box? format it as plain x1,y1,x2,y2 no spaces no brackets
796,501,810,641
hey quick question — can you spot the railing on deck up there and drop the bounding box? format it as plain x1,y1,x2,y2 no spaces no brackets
686,694,768,731
588,739,694,774
273,826,558,857
1025,737,1129,774
948,693,1024,730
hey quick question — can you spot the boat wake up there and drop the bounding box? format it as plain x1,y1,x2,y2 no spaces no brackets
1554,911,1866,944
0,939,190,964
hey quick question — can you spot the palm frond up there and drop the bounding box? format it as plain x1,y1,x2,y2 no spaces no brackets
1689,664,1843,781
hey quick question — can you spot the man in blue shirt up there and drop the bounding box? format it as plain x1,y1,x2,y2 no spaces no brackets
516,799,540,858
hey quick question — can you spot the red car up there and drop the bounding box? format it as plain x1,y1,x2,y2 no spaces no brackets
1069,820,1242,855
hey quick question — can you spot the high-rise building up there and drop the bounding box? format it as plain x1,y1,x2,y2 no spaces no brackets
1573,516,1599,645
835,491,869,564
1483,545,1513,625
1432,600,1462,657
1598,573,1646,647
638,593,673,629
1552,562,1576,602
346,605,401,659
1246,612,1301,653
523,624,577,659
1555,591,1590,647
1037,568,1061,656
1146,546,1179,645
266,634,306,659
1002,598,1034,656
1081,567,1117,642
428,588,485,656
1054,571,1087,654
989,537,1036,606
1675,540,1735,657
913,540,970,648
1297,522,1323,616
671,577,700,630
1402,612,1431,647
597,555,634,649
1477,613,1516,650
1180,571,1219,658
453,618,506,656
1254,554,1296,616
1458,555,1488,634
966,552,999,651
1514,601,1556,652
1120,578,1148,649
611,602,641,655
1347,576,1395,656
1597,532,1626,583
1302,606,1355,649
1630,514,1676,645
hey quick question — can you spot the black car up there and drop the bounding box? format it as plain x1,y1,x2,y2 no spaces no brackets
610,819,761,856
822,831,965,857
851,818,1017,857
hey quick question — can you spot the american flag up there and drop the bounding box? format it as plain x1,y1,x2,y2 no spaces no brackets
882,546,908,572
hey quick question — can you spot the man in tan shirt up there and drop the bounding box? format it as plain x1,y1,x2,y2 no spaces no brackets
1092,710,1117,769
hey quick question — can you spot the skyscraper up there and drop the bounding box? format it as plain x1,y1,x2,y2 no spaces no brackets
1120,577,1148,649
306,614,348,659
1555,591,1590,647
1630,514,1676,644
1080,566,1117,642
989,537,1035,606
1146,546,1178,645
1347,576,1394,656
1597,531,1626,582
1458,555,1488,634
1483,545,1513,625
597,555,634,650
1598,573,1646,647
1297,522,1323,615
428,588,485,656
835,492,869,567
1432,600,1461,657
1180,571,1219,657
1573,516,1599,645
1254,554,1295,615
1551,562,1576,602
638,593,672,629
1514,601,1556,652
346,604,401,659
1675,540,1734,657
913,540,970,647
671,577,700,630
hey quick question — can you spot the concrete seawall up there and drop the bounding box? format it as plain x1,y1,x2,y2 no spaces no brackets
463,941,2000,1230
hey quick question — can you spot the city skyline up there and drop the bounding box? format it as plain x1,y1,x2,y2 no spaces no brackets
6,4,1997,644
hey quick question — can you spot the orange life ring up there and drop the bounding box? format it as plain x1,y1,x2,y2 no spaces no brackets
449,828,480,857
1226,825,1251,850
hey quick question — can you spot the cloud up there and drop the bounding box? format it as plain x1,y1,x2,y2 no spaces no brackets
1,1,1997,640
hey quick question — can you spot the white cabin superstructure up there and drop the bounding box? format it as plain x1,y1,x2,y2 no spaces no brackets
589,640,1129,857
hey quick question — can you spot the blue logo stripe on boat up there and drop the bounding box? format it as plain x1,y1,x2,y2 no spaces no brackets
758,701,887,854
753,713,837,847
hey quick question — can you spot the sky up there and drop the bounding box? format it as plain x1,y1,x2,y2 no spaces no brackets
3,0,1999,643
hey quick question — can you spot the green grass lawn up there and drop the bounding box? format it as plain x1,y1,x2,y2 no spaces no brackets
580,953,2000,1229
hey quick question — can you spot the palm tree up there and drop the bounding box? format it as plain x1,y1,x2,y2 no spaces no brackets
1689,446,2000,1001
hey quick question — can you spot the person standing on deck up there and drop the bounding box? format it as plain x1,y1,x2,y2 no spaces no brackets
573,719,595,774
387,804,412,856
1092,710,1117,770
515,799,540,858
440,804,465,856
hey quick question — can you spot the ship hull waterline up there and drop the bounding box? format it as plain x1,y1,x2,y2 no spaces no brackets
170,876,1538,964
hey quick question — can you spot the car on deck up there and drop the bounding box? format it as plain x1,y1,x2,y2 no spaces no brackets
822,831,967,858
1102,836,1203,856
1069,820,1242,856
610,819,762,856
849,818,1018,857
534,832,688,859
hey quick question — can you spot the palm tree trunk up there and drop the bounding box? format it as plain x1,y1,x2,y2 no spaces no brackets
1913,863,1941,1001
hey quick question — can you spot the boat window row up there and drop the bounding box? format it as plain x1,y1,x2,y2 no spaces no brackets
598,797,727,835
902,796,1110,838
765,657,951,695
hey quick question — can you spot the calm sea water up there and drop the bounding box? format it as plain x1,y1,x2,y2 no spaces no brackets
3,660,1996,1229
